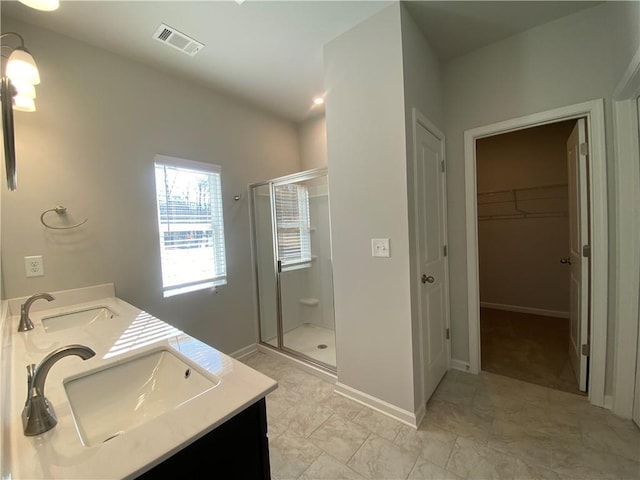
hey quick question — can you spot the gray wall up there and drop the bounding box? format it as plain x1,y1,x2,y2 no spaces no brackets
1,18,301,354
609,0,640,84
324,3,417,413
443,2,639,397
298,115,327,170
399,3,444,412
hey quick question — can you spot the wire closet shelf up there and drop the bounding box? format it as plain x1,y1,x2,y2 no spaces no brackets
477,183,568,221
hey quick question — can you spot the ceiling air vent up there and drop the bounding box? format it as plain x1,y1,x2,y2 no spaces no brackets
153,23,204,56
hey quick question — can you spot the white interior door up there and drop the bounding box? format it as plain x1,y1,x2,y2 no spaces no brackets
634,308,640,426
567,118,589,392
414,115,449,402
633,96,640,427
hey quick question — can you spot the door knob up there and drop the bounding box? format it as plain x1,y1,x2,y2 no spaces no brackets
560,258,572,265
421,275,435,284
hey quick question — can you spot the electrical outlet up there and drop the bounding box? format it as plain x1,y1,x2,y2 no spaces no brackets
24,255,44,277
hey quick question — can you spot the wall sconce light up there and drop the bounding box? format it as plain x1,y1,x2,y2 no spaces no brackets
1,31,41,190
2,32,41,111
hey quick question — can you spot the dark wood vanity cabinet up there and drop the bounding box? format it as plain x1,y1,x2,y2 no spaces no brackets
136,398,271,479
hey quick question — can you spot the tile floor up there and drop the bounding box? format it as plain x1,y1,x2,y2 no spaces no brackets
241,351,640,480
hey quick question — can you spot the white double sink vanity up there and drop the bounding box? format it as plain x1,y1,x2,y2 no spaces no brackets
1,283,277,479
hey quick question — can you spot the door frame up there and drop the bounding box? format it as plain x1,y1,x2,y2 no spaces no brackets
464,99,607,407
567,118,590,392
412,108,451,409
612,46,640,418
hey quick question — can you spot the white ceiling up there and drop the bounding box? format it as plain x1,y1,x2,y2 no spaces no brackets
2,0,600,123
404,1,601,61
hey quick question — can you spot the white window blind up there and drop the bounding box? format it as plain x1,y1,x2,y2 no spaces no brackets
274,184,311,269
154,155,227,297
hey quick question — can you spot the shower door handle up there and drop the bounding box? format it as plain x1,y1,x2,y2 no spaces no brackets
277,260,282,272
421,274,435,284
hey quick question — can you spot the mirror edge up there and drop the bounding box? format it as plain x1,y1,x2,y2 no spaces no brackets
1,76,17,191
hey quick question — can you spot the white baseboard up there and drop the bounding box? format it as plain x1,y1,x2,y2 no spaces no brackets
229,343,258,359
414,403,426,429
334,382,420,429
250,344,424,429
256,344,337,384
450,358,472,373
480,302,569,319
604,394,614,411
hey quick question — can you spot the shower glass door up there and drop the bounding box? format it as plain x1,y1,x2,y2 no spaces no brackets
251,183,278,348
250,168,336,371
274,173,335,368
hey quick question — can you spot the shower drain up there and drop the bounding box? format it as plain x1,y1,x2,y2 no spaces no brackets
317,344,328,350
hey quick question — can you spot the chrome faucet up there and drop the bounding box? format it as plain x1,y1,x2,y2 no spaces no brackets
22,344,95,436
18,293,55,332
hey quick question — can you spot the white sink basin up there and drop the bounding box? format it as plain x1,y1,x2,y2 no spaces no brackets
42,307,117,333
64,349,219,446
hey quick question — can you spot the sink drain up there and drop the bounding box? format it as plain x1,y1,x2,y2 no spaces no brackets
317,344,328,350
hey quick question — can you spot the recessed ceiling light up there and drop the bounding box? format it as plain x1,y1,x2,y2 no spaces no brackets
313,97,325,105
18,0,59,11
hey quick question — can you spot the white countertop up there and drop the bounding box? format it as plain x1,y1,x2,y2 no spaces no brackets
1,284,277,479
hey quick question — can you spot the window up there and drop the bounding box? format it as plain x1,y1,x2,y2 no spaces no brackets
154,155,227,297
274,183,311,270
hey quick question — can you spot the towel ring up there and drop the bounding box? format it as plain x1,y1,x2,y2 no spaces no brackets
40,206,88,230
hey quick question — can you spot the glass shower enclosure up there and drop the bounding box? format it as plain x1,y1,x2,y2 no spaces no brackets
249,168,336,371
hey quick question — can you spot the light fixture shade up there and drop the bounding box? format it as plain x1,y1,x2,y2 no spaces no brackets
12,81,36,99
6,48,40,85
13,95,36,112
18,0,59,11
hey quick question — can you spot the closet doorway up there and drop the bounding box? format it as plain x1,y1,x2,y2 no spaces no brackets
465,101,608,407
475,119,587,395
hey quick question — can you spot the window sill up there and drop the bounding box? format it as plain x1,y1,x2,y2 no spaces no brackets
163,280,225,298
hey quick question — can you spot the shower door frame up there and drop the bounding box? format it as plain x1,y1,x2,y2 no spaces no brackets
248,167,336,373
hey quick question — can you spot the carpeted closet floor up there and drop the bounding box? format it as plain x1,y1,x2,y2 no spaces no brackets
480,307,585,395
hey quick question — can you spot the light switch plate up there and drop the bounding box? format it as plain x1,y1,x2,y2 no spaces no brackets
25,255,44,277
371,238,390,257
